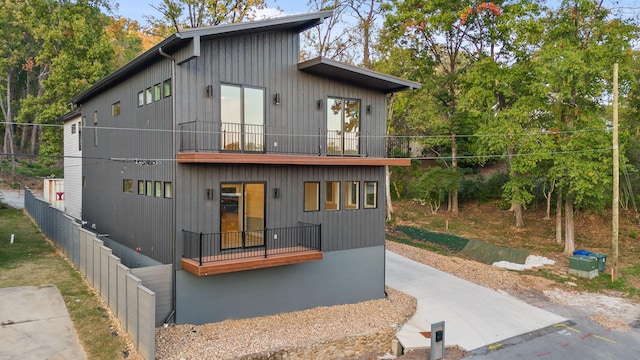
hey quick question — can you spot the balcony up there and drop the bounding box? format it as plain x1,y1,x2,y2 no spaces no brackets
181,223,322,276
177,121,411,166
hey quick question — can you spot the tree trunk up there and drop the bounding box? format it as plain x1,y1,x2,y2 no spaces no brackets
544,180,555,220
2,70,16,175
30,125,39,154
564,196,575,254
450,133,458,214
514,203,524,228
385,166,393,221
556,189,563,244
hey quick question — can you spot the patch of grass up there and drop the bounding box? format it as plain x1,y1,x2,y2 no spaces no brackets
581,272,640,297
0,208,139,360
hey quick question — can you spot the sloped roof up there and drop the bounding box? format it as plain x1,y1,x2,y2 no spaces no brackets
71,11,333,104
298,57,421,93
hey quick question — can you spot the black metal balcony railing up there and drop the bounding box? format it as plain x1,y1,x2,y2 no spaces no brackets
182,223,322,266
178,121,412,158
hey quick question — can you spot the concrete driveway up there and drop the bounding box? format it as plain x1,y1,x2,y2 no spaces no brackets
386,250,567,351
0,188,24,209
0,286,86,360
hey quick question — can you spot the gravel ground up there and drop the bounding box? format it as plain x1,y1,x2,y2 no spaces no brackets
155,288,416,359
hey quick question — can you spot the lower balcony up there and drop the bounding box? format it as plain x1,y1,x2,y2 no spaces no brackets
181,223,322,276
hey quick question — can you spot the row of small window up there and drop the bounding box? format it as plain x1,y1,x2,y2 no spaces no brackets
109,79,172,117
137,79,172,108
304,181,377,212
123,179,172,199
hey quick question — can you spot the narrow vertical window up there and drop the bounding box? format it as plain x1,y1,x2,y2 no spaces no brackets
71,124,76,134
163,79,171,98
146,180,153,196
154,84,161,101
324,181,340,211
164,182,172,198
138,180,145,195
304,182,320,211
123,179,133,193
145,88,152,104
364,181,377,209
138,91,144,107
111,101,121,116
345,181,359,210
78,120,82,151
93,111,98,147
155,181,162,197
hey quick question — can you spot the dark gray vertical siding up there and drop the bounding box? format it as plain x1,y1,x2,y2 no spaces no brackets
82,58,174,264
177,164,385,258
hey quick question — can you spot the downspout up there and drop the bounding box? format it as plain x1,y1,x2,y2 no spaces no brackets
159,46,177,324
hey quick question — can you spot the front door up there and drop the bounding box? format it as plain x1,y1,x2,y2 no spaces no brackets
220,183,265,250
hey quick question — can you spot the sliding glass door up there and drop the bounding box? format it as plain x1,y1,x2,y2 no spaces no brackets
220,183,265,250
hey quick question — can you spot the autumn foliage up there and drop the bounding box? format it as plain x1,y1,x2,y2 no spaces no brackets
460,2,502,25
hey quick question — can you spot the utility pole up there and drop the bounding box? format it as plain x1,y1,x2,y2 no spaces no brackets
612,63,619,280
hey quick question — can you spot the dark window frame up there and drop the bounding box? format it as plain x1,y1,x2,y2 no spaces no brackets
111,101,121,116
303,182,320,212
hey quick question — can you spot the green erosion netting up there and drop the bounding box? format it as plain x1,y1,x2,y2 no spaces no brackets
393,225,530,264
394,225,470,252
459,240,529,265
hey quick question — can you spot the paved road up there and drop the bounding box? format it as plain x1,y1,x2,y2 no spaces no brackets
385,251,567,351
467,287,640,359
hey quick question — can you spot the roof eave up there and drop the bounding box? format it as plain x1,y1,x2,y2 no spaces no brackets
297,57,422,93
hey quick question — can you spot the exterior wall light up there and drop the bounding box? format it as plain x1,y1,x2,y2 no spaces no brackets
274,93,281,105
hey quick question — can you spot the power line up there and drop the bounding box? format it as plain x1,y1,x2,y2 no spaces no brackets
0,121,614,140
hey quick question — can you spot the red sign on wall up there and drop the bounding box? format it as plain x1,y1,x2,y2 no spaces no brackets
56,192,64,201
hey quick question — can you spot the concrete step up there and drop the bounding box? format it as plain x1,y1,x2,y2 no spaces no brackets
396,315,431,350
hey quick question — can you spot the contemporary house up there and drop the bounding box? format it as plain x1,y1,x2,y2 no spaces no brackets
65,10,419,324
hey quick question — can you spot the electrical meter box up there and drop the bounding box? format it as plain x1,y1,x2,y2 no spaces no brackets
568,255,599,279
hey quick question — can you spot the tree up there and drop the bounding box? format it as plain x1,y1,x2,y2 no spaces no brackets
380,0,511,214
413,166,460,213
146,0,266,34
15,0,117,162
301,0,355,62
535,0,637,253
460,0,548,228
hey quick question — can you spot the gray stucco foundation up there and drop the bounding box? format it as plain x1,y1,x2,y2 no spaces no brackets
176,245,385,324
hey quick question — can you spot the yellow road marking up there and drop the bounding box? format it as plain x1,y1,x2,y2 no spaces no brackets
554,323,581,333
488,343,502,350
592,335,616,344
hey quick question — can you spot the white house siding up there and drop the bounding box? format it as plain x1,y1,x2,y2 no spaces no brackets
63,114,83,220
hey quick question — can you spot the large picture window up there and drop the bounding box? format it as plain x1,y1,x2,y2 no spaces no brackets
327,97,360,155
221,84,264,152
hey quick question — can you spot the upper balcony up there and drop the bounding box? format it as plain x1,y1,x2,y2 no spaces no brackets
177,121,412,166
